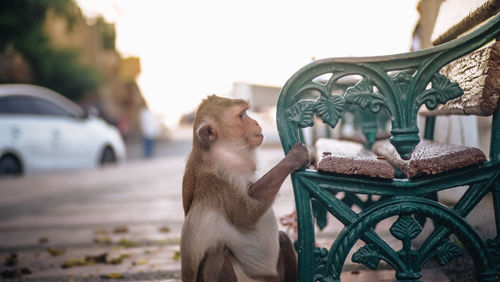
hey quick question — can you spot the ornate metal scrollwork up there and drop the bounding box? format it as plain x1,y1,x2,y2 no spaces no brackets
351,215,464,272
313,197,494,280
344,78,391,115
286,91,345,130
352,243,381,270
344,71,463,159
315,95,346,128
435,239,464,265
486,238,500,267
390,215,422,241
284,68,462,160
287,99,316,128
313,247,335,281
417,73,463,111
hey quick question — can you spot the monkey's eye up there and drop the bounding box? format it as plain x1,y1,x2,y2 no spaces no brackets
238,111,245,119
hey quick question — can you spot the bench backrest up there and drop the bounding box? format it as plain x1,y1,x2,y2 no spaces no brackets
276,13,500,161
419,41,500,116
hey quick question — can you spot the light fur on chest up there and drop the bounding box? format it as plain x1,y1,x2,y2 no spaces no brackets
182,204,280,279
209,141,258,190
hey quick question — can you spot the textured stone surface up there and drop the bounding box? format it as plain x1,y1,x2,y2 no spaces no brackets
316,139,394,179
420,41,500,116
372,139,487,179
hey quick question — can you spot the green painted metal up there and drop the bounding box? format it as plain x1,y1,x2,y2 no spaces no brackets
423,116,435,141
276,13,500,282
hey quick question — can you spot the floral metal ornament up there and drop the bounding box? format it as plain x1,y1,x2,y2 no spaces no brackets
276,13,500,282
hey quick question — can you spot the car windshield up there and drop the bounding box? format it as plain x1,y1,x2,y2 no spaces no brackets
0,95,76,118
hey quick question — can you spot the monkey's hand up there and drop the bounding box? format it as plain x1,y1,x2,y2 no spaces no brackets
286,143,310,170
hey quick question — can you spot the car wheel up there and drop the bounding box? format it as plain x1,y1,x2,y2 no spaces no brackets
100,146,117,165
0,155,22,176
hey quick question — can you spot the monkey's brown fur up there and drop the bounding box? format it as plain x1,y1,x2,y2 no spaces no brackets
181,95,308,282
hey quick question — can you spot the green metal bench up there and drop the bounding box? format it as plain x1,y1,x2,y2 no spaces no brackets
276,13,500,281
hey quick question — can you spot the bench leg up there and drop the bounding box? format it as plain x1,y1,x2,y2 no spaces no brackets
292,177,316,282
487,179,500,268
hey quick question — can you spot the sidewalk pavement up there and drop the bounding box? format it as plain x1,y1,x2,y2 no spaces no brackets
0,134,493,281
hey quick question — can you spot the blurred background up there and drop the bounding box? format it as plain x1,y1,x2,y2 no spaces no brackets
0,0,420,176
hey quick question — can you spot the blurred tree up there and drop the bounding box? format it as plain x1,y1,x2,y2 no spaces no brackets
0,0,100,101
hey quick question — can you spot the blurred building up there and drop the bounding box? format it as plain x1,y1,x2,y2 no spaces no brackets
232,82,281,112
42,8,146,139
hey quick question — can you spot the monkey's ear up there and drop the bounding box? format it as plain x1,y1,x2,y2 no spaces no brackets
197,123,217,150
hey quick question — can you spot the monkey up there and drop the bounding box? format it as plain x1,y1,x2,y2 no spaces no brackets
181,95,309,282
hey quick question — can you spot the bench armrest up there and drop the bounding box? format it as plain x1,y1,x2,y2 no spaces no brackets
277,13,500,160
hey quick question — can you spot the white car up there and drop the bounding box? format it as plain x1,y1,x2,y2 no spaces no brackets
0,84,126,176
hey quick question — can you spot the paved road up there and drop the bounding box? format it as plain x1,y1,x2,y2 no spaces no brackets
0,128,492,281
0,131,300,281
0,157,187,281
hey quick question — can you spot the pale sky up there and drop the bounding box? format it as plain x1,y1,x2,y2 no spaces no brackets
76,0,419,127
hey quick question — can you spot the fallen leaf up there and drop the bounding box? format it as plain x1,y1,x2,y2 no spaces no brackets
47,247,66,256
158,226,170,233
113,226,128,234
120,253,132,259
4,253,18,266
107,253,130,265
118,238,137,248
61,253,107,269
85,253,108,264
108,257,123,265
172,251,181,261
144,249,156,255
135,259,148,265
94,228,109,235
62,258,90,269
100,273,124,279
94,236,112,245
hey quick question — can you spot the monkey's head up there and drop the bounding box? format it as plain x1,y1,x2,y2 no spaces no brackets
193,95,263,151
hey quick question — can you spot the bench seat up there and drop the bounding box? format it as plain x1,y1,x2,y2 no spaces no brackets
316,138,486,180
372,139,487,179
316,138,394,179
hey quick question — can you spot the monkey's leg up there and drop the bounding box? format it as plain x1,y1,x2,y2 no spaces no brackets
277,231,298,282
198,247,237,282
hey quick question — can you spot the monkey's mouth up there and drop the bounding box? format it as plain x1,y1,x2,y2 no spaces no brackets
255,133,264,138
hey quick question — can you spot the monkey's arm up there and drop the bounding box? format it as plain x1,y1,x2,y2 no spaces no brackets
248,143,309,207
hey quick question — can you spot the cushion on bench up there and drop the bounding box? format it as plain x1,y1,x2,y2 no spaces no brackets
372,139,487,179
316,138,395,179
